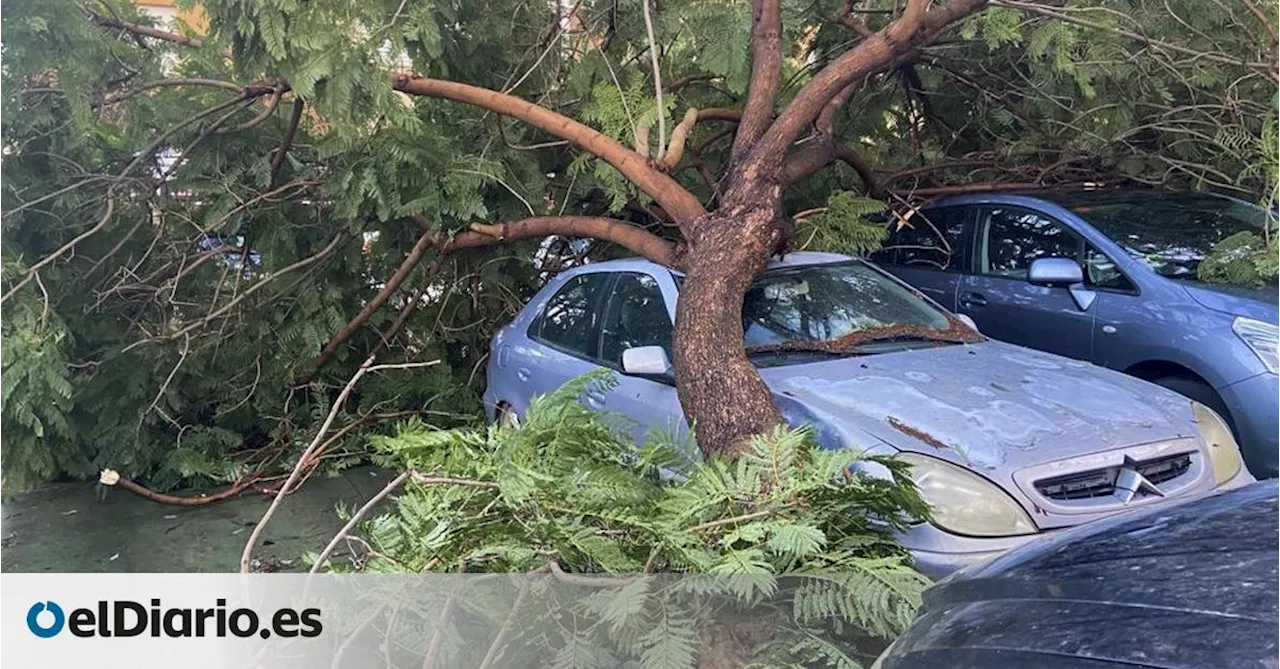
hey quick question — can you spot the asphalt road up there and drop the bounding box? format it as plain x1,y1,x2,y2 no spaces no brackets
1,466,394,572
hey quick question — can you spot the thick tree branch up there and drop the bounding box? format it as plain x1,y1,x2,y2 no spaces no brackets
782,141,884,198
88,10,232,58
269,98,306,180
780,79,884,196
697,108,744,122
392,75,706,227
732,0,783,164
746,0,988,176
661,107,700,169
86,11,708,228
451,216,677,266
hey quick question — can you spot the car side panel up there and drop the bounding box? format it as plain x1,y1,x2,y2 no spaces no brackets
957,273,1095,360
883,267,961,311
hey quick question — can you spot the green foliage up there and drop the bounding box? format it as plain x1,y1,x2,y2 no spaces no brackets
3,0,1276,496
800,192,888,255
335,371,931,667
1199,231,1280,288
0,259,87,493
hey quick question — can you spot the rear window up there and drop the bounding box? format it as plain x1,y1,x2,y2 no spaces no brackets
1071,195,1272,284
870,207,967,271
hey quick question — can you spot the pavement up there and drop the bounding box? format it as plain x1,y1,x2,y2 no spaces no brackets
0,467,395,572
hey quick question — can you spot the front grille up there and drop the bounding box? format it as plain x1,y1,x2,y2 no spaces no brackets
1035,452,1193,501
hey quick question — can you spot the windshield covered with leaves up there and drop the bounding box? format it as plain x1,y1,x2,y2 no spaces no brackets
1071,195,1277,287
742,262,981,361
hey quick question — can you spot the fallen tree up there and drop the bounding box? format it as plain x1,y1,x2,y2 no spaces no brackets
2,0,1274,492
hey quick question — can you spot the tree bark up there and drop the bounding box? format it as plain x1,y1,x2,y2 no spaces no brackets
672,189,786,458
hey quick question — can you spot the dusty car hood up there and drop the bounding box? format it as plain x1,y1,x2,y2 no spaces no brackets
761,340,1198,473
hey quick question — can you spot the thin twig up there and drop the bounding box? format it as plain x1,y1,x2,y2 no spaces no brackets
641,0,666,152
240,356,440,572
310,471,411,573
2,199,115,304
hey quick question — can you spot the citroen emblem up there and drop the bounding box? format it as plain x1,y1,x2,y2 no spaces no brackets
1113,457,1164,503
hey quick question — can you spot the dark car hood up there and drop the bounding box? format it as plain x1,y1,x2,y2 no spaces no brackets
1182,281,1279,321
761,341,1197,474
880,481,1279,669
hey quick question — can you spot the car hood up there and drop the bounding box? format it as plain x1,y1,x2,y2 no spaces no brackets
1182,281,1279,321
762,341,1197,474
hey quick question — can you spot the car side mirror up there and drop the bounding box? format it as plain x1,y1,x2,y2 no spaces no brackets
621,346,674,383
1028,257,1096,312
1027,257,1084,286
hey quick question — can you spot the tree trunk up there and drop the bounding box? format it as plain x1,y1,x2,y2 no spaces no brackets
672,182,787,458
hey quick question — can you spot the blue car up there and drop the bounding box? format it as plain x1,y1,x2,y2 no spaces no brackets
871,190,1278,478
484,252,1254,577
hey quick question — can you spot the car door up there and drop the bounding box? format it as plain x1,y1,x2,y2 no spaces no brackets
1079,244,1149,372
957,205,1095,360
594,271,688,448
870,206,971,311
518,271,614,406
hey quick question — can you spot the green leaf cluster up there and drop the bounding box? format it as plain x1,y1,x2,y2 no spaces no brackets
336,371,932,667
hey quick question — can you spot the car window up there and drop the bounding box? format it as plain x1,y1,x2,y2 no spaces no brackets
533,273,611,356
598,273,672,367
742,261,951,347
1085,244,1135,291
871,207,967,271
979,207,1083,279
1069,195,1272,285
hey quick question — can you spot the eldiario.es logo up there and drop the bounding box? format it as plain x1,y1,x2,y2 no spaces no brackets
26,599,321,639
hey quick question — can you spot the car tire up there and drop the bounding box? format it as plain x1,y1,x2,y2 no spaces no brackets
496,403,521,428
1151,374,1236,432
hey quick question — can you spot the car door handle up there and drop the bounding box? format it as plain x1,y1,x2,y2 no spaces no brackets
958,292,987,308
516,367,531,381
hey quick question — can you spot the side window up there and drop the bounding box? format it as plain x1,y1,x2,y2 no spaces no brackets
1085,244,1135,291
979,207,1082,279
532,273,611,356
872,207,967,271
598,274,672,367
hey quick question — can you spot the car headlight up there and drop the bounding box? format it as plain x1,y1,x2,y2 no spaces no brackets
898,453,1036,537
1193,402,1242,485
1233,316,1278,374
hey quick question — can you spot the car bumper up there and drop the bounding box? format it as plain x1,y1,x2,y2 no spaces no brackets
898,524,1049,581
1220,372,1279,479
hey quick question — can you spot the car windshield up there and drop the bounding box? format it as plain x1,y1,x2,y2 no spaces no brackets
1070,195,1273,285
741,261,978,359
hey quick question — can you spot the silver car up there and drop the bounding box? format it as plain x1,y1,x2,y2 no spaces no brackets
484,252,1255,577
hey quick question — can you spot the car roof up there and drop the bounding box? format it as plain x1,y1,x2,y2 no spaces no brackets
925,186,1249,210
566,251,855,278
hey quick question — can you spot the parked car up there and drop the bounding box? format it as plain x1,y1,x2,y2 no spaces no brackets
873,479,1279,669
870,189,1278,478
484,252,1255,577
